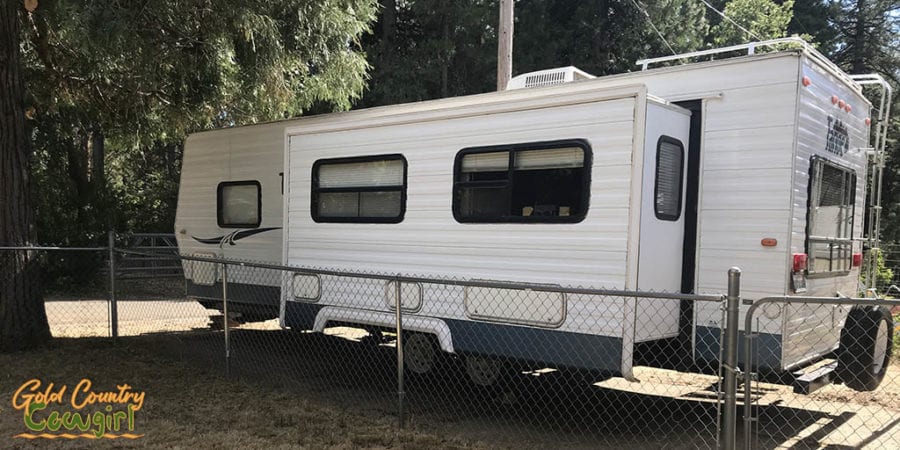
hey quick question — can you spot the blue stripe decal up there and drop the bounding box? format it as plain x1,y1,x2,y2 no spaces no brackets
283,302,622,373
187,280,280,307
694,326,782,370
445,319,623,373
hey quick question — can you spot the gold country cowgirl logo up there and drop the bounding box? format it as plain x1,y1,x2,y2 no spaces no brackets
11,379,145,440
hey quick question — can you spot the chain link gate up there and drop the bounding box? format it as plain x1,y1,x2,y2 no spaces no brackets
743,296,900,449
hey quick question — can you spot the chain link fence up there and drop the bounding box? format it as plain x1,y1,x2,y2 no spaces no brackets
2,240,898,449
743,297,900,449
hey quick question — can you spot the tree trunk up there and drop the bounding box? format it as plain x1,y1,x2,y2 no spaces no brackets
0,0,51,352
90,128,104,188
380,0,396,56
851,0,867,73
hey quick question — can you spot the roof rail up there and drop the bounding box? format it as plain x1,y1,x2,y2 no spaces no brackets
634,37,859,92
635,37,809,69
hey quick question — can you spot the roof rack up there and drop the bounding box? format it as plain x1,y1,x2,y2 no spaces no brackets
635,37,859,93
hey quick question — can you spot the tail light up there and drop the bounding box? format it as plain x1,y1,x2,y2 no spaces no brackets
852,253,863,267
792,253,808,272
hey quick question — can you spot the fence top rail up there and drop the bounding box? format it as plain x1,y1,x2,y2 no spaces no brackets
745,295,900,338
116,248,724,302
0,246,108,251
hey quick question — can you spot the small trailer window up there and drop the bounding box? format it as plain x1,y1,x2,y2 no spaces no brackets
311,155,407,223
453,140,590,223
217,181,261,228
654,136,685,221
807,158,856,275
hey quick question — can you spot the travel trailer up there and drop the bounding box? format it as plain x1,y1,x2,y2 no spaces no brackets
175,38,893,390
175,121,285,322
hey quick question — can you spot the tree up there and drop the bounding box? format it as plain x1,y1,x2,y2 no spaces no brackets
789,0,839,53
829,0,899,80
709,0,796,46
825,1,899,287
2,0,378,349
17,0,377,244
360,0,709,107
513,0,708,76
1,0,51,351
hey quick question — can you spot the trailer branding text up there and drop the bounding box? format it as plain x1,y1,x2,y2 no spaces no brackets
11,378,145,440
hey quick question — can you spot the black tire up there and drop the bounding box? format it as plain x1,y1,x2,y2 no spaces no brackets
836,306,894,392
403,332,440,376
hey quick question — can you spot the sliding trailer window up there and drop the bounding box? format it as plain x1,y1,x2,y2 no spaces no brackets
453,140,591,223
311,154,407,223
217,181,261,228
806,157,856,276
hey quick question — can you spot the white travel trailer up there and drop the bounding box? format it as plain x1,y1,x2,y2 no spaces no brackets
175,121,285,321
176,39,892,390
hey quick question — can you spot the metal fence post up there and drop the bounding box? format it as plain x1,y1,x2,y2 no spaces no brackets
107,230,119,339
222,260,230,376
721,267,741,450
394,276,405,429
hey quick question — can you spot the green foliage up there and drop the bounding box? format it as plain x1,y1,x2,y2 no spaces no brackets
20,0,378,243
15,0,900,247
894,313,899,359
861,249,895,290
829,0,900,80
788,0,839,54
710,0,796,46
360,0,709,107
513,0,708,76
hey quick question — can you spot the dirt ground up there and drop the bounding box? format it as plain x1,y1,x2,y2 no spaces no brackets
0,339,484,449
19,298,900,449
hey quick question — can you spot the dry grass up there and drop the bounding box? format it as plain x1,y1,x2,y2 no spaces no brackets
0,339,482,449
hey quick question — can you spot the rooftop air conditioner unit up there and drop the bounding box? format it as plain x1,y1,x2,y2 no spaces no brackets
506,66,595,90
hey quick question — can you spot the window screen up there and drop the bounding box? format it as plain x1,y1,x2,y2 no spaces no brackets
807,158,856,275
217,181,261,228
654,136,685,221
453,140,591,223
312,155,406,223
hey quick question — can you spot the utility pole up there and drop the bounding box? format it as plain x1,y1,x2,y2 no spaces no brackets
497,0,513,91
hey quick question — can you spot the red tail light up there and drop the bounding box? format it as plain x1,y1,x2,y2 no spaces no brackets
852,253,863,267
792,253,808,272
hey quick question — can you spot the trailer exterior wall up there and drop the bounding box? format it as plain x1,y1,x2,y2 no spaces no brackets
283,86,654,376
592,53,871,371
175,122,286,298
778,56,870,370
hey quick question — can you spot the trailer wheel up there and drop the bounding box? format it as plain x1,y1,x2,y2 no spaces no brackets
404,333,438,375
836,306,894,392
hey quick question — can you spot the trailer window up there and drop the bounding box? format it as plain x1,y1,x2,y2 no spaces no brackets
807,158,856,275
453,140,590,223
654,136,685,221
312,155,407,223
217,181,261,228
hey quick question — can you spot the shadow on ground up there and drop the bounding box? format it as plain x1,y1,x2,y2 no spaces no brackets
113,327,898,449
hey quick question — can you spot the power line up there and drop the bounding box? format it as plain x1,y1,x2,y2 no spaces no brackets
698,0,762,41
629,0,677,56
